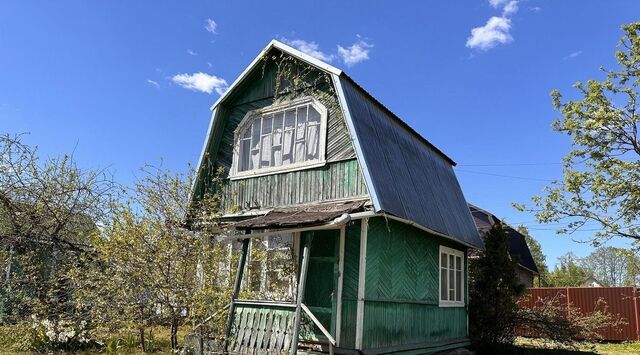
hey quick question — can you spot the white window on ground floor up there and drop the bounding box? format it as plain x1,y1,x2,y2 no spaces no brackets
439,245,464,307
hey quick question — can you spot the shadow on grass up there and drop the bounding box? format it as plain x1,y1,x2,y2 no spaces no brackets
477,344,597,355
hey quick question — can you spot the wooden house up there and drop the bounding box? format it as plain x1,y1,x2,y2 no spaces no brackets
468,204,539,287
189,40,483,354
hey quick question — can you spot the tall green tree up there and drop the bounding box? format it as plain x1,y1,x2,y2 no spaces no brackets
469,223,526,350
547,252,589,287
516,22,640,245
581,246,636,286
517,225,550,286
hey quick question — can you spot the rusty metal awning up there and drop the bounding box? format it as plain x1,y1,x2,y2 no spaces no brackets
233,200,366,230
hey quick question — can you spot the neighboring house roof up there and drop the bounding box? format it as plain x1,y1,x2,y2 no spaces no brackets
193,40,483,249
581,276,604,287
468,204,539,274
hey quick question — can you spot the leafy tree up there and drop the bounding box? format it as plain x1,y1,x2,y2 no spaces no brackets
85,165,231,350
581,246,636,286
517,225,550,286
515,23,640,245
547,253,589,287
0,133,117,327
469,223,526,350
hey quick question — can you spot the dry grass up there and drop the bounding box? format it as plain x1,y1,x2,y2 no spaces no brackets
514,337,640,354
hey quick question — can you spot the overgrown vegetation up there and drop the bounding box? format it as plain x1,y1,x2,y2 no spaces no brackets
0,134,235,352
470,224,626,353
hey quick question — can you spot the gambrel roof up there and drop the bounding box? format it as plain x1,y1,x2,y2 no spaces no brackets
469,204,539,274
194,40,483,249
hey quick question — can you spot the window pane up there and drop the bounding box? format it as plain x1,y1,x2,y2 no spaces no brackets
449,255,454,271
308,105,321,124
441,253,447,268
456,270,462,302
294,142,305,163
262,114,273,134
285,109,296,129
251,121,261,149
242,125,251,139
306,124,319,160
296,106,307,140
456,256,462,271
282,130,293,164
239,139,251,171
260,135,271,167
273,113,284,146
440,268,447,301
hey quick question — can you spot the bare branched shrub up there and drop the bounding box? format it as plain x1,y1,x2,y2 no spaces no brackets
517,293,627,349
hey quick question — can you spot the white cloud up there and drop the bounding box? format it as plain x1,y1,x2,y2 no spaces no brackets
171,72,228,95
466,0,519,51
502,1,519,16
281,38,335,62
187,49,198,56
337,40,373,67
147,79,160,88
529,6,542,12
489,0,510,8
205,18,217,34
563,51,582,60
466,16,513,50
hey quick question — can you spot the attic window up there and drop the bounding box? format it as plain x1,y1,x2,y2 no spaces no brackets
231,97,327,179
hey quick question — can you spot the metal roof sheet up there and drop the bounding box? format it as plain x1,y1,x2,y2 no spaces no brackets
338,76,483,248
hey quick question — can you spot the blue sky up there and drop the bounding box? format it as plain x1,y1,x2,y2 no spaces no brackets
1,1,639,268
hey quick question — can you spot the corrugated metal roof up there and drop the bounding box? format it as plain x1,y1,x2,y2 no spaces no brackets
469,204,539,273
233,200,365,230
338,76,483,249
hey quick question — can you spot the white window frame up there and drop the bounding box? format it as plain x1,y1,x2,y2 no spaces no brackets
439,245,465,307
230,97,328,180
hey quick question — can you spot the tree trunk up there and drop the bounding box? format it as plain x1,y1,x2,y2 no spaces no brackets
139,327,146,352
171,321,178,349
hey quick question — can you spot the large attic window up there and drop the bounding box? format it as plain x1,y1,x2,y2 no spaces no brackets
231,97,327,179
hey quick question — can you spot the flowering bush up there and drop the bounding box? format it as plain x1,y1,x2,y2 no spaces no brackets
27,315,98,352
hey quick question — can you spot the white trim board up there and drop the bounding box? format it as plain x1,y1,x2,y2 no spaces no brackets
331,73,381,212
355,217,369,350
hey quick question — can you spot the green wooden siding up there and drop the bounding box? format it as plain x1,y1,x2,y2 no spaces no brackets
220,159,367,212
361,217,468,349
362,303,467,349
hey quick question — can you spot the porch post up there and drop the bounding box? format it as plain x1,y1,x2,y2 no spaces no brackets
335,226,346,346
291,236,311,355
355,218,368,350
224,237,250,351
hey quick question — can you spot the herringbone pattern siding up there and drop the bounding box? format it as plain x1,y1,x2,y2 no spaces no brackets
365,218,438,303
